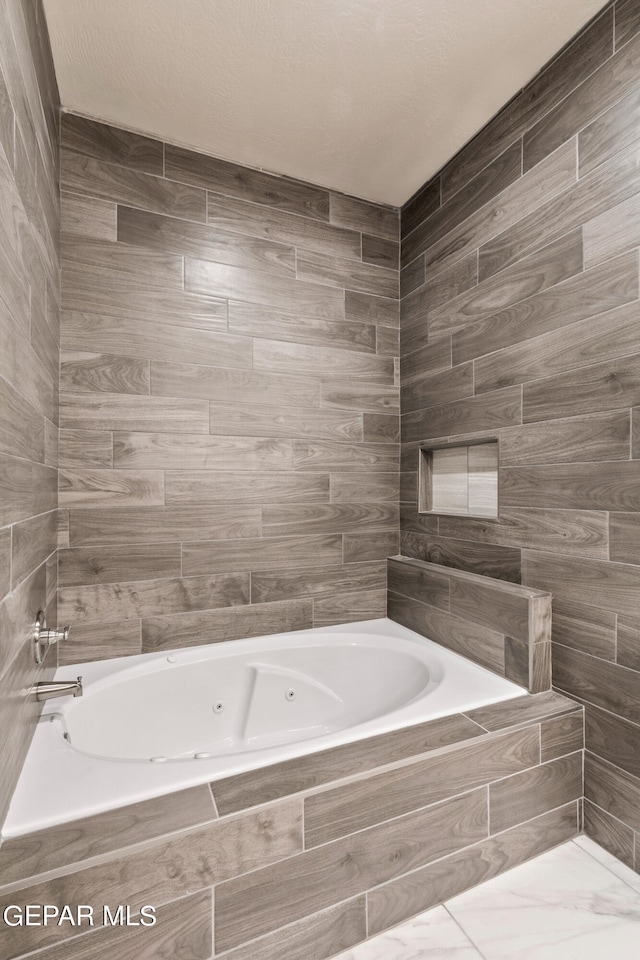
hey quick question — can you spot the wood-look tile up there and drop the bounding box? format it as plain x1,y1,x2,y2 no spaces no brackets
551,597,616,660
182,535,341,576
61,114,164,175
206,190,361,259
320,380,399,414
584,702,640,781
583,192,640,268
553,642,640,727
401,361,473,413
0,455,56,527
525,551,640,619
430,230,584,339
583,800,635,870
1,800,302,959
60,352,150,396
59,469,164,508
421,141,577,287
166,144,330,220
439,507,608,560
329,192,398,240
479,139,640,279
292,439,398,472
167,471,329,506
305,725,538,847
585,752,640,832
59,543,182,587
499,412,630,466
58,572,250,625
375,324,400,358
0,309,56,419
610,513,640,564
209,402,363,442
401,386,521,443
617,614,640,670
367,804,577,936
401,256,477,358
59,393,209,434
345,290,399,327
362,233,399,268
141,599,313,653
251,560,385,603
330,472,399,502
615,0,640,49
0,562,47,675
399,501,440,535
313,587,387,625
297,248,398,298
525,29,639,172
501,461,640,511
400,253,425,298
262,502,398,537
62,234,179,291
448,573,543,643
401,336,451,383
475,301,640,394
402,176,440,239
387,557,451,610
541,713,584,763
10,509,56,590
217,898,366,960
61,192,117,241
343,530,399,562
504,635,529,687
214,789,486,952
60,148,206,222
228,300,376,353
0,376,45,462
580,84,640,181
253,338,394,383
387,591,506,675
62,312,249,369
0,526,10,601
0,58,14,173
118,205,296,277
59,430,112,469
399,530,521,583
0,784,215,884
113,432,293,471
362,413,399,442
212,712,483,816
402,141,522,268
69,505,261,547
151,360,320,408
523,353,640,423
12,892,213,960
489,753,582,833
465,690,580,731
185,256,352,318
439,7,613,197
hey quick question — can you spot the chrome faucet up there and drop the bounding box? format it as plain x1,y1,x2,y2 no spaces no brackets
33,611,70,664
30,676,83,701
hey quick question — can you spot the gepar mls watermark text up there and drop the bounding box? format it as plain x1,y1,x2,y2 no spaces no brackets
2,904,157,927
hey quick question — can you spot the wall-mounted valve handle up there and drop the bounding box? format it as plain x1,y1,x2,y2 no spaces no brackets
33,612,71,665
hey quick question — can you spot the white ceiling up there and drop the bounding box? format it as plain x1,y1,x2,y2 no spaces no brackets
42,0,606,206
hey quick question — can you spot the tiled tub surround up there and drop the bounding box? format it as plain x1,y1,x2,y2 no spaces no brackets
57,112,400,666
399,0,640,871
388,557,551,692
0,1,60,830
0,689,582,960
2,619,525,836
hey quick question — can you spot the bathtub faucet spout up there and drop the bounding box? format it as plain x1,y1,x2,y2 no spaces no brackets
30,676,83,701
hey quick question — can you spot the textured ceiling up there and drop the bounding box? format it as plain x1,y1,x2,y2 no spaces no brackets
42,0,606,206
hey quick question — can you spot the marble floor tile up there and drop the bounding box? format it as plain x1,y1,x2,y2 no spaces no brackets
574,835,640,894
332,905,485,960
445,841,640,959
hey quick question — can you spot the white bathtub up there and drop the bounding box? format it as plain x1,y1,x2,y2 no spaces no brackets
3,618,525,837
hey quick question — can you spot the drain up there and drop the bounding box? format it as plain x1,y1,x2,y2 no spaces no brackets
213,701,224,713
285,688,296,702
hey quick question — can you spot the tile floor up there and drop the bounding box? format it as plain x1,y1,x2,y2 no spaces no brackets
334,837,640,959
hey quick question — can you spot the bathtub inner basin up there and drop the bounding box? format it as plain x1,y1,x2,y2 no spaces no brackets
58,639,437,762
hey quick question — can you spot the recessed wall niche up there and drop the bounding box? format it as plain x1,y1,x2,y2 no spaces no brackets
418,441,498,519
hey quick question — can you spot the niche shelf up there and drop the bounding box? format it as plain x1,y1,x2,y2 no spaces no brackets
418,440,498,519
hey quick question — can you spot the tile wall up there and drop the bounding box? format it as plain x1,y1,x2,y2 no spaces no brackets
0,691,582,959
399,0,640,872
57,115,400,664
0,0,59,829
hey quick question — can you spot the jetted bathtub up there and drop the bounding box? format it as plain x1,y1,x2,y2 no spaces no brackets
4,618,525,837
